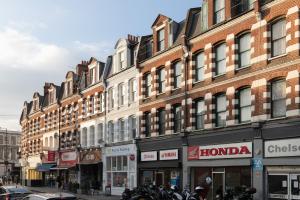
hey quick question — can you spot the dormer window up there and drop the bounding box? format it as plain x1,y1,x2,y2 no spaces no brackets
33,99,39,111
90,67,96,84
119,51,125,70
65,80,73,97
49,89,55,105
157,28,165,52
214,0,225,24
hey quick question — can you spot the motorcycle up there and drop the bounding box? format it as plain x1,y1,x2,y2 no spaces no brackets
215,187,256,200
170,185,184,200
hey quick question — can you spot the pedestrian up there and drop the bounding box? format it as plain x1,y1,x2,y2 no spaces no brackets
56,176,62,189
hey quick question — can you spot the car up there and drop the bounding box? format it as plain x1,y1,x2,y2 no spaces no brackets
0,186,32,200
23,193,77,200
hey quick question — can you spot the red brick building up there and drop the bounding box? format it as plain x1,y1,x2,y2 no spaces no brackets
137,0,300,199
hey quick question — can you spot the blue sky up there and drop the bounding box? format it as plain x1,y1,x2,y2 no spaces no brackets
0,0,201,130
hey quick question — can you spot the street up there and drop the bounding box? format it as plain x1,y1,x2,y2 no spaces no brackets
25,186,120,200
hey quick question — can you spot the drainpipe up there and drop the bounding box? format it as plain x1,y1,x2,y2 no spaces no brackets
182,34,189,139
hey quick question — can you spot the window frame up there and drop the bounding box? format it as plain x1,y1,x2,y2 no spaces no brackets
173,104,182,133
238,33,251,69
214,0,225,24
215,43,226,76
271,79,286,118
195,99,205,130
158,108,166,135
144,112,151,137
144,73,152,98
215,94,226,127
195,51,205,82
271,18,286,57
118,83,125,107
129,78,137,103
157,28,165,52
118,119,125,142
239,87,252,123
157,67,166,93
173,62,182,89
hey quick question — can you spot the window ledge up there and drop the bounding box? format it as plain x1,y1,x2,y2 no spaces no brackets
213,73,226,78
171,87,181,91
268,116,287,122
235,65,251,72
193,80,205,85
156,92,166,96
268,53,287,61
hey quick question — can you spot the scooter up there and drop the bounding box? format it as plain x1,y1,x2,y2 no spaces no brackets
170,185,183,200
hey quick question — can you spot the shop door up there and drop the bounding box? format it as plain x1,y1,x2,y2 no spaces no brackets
155,172,164,187
212,171,225,200
268,174,300,200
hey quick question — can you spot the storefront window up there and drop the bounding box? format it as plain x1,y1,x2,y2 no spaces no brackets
113,172,127,187
142,171,154,185
106,156,129,188
192,167,251,200
268,174,288,195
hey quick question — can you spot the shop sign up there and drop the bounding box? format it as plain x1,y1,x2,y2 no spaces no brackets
141,151,157,161
80,149,102,164
188,142,252,160
106,144,134,156
265,138,300,158
159,149,178,160
59,151,77,167
48,151,55,162
252,158,263,171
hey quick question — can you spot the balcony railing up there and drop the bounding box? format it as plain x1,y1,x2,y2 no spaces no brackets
231,0,254,18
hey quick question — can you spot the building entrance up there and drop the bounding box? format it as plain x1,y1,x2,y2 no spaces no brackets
268,173,300,200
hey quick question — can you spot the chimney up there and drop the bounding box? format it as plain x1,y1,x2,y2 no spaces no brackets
128,34,138,44
76,61,88,77
44,82,51,95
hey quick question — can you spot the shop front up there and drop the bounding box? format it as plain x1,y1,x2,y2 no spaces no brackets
37,151,58,187
103,144,137,195
24,155,43,186
186,142,253,200
139,149,181,187
57,150,78,187
264,138,300,200
79,148,102,191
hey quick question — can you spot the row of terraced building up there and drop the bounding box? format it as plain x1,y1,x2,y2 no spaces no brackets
20,0,300,199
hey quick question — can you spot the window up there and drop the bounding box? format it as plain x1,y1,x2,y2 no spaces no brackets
145,73,152,98
118,83,125,107
238,33,251,68
195,99,205,129
158,68,166,93
128,116,136,139
49,136,53,148
239,88,251,122
108,88,114,110
66,81,72,96
97,123,103,143
173,62,182,89
158,109,166,135
119,51,125,70
90,67,96,84
272,19,286,57
99,93,104,112
108,121,114,143
216,94,226,127
231,0,254,17
157,29,165,51
49,90,55,104
214,0,225,24
82,128,87,147
173,105,182,133
195,52,205,82
215,43,226,75
146,40,153,58
90,96,95,114
90,125,95,146
44,137,48,147
129,78,137,103
144,112,151,137
271,79,286,118
118,119,125,142
106,156,129,188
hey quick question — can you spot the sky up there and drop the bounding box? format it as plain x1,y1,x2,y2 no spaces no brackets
0,0,201,131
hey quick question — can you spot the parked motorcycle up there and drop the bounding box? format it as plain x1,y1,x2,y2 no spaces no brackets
215,187,256,200
170,185,184,200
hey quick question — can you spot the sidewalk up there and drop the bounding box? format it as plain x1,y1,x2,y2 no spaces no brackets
25,186,120,200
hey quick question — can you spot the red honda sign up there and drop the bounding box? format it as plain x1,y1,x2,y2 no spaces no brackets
188,142,252,160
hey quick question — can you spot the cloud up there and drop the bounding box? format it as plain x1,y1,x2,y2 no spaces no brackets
0,27,72,72
73,40,113,61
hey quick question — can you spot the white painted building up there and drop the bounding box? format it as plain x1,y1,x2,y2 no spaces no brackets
102,36,140,195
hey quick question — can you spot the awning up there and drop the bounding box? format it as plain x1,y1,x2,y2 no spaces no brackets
36,163,56,172
50,164,76,170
